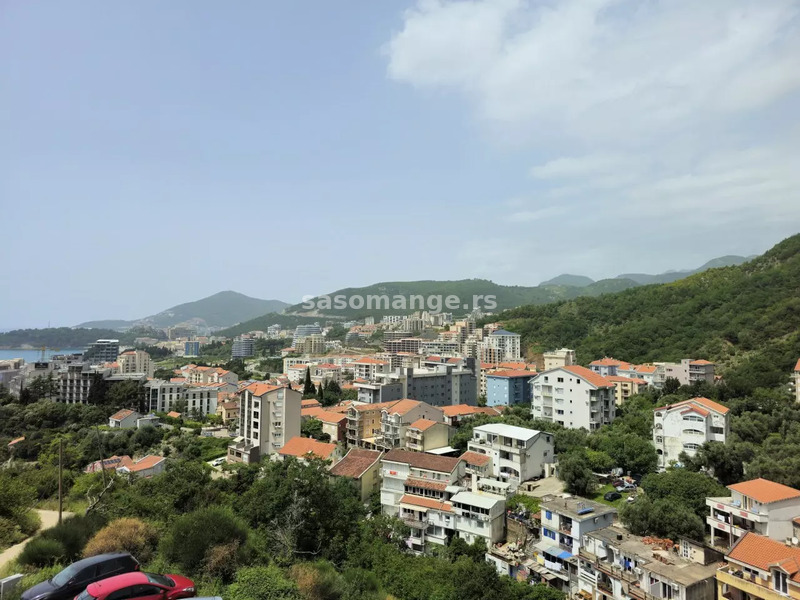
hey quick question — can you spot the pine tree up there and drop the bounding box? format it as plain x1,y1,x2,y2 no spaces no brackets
302,367,315,396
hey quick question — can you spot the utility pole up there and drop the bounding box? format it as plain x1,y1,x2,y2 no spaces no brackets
58,438,63,525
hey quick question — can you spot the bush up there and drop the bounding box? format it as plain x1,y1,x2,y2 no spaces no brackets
2,565,63,600
40,513,106,561
289,561,341,600
19,537,66,567
84,518,158,563
161,507,248,575
202,540,242,583
227,566,299,600
0,517,23,548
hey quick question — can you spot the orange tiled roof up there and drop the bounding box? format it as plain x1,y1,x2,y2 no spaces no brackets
690,359,715,365
655,396,729,415
167,411,181,418
383,449,462,473
561,365,615,388
408,418,438,432
590,357,625,367
405,477,448,491
441,405,501,417
497,362,527,370
399,494,452,512
330,449,382,478
384,399,422,416
728,532,800,581
301,398,321,407
633,364,657,374
728,478,800,504
279,436,338,460
8,436,25,447
245,382,281,396
460,450,491,467
488,370,535,378
110,409,136,421
795,359,800,372
127,455,165,472
355,357,388,365
681,406,709,417
606,375,648,384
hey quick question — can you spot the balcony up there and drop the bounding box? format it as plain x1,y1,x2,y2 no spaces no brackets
597,579,613,593
706,497,766,523
402,516,427,529
716,568,784,600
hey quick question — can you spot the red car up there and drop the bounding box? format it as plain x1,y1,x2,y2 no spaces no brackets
76,572,195,600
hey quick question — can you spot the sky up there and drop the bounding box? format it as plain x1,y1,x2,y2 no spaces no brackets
1,0,799,328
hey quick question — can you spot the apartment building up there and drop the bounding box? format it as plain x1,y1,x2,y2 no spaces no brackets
58,363,110,404
179,365,239,385
578,526,719,600
227,383,301,463
144,378,219,416
232,335,255,358
353,357,389,381
543,348,577,371
184,341,200,357
346,400,400,448
302,408,348,443
606,375,649,405
589,357,631,377
377,400,445,451
84,339,120,364
441,404,501,427
486,370,535,407
356,363,478,407
405,418,452,452
217,401,240,423
384,338,424,354
617,364,660,387
706,478,800,549
717,532,800,600
653,396,729,469
380,450,465,516
531,366,616,430
116,350,154,377
657,359,716,387
330,448,383,502
536,496,617,593
467,423,555,488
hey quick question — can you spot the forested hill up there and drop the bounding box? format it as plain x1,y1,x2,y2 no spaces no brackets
493,234,800,392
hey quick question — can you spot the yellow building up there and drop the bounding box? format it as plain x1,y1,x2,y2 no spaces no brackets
329,448,383,502
607,375,648,405
405,418,452,452
718,532,800,600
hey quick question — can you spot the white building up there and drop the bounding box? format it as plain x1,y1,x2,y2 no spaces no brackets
356,363,478,407
706,478,800,549
228,383,302,463
479,329,522,363
144,379,219,416
466,423,555,488
653,396,729,469
542,348,576,371
116,350,154,377
109,409,141,429
531,365,616,430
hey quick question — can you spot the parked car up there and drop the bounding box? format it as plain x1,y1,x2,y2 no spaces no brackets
616,483,637,493
22,553,139,600
210,457,225,467
604,491,622,502
76,572,195,600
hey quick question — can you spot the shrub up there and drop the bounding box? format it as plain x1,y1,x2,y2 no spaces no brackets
2,565,64,600
84,518,158,563
202,540,241,583
19,537,66,567
289,561,341,600
40,513,106,561
227,566,299,600
16,509,42,536
161,507,248,575
0,517,23,548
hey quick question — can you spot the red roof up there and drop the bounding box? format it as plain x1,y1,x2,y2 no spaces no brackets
383,449,462,473
488,370,535,378
633,364,657,374
561,365,614,388
8,436,25,447
399,494,453,512
606,375,648,384
245,382,281,396
166,411,181,418
441,405,500,417
279,436,338,460
728,478,800,504
110,409,136,421
301,398,321,408
655,396,730,415
690,359,714,365
330,449,382,478
355,357,388,365
408,418,438,432
126,455,165,472
728,532,800,581
795,359,800,372
460,451,491,467
405,477,449,492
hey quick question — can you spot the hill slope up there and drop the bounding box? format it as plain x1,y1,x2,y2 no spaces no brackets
540,274,595,287
493,235,800,392
78,291,289,330
618,255,751,285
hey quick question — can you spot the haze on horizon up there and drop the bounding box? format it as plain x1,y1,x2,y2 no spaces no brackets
2,1,799,329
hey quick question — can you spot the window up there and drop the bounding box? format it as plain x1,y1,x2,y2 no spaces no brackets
129,585,164,598
682,429,704,436
711,426,725,435
774,570,788,595
557,377,564,383
107,588,135,600
683,443,701,451
683,415,704,423
545,510,552,520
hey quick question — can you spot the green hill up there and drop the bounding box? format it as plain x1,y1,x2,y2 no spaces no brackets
492,234,800,393
618,255,751,285
78,291,289,330
216,313,334,338
0,327,137,350
540,274,595,287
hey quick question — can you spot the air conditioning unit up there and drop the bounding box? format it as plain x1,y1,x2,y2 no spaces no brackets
634,567,643,575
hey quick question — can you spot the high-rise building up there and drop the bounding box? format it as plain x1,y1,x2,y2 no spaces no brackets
184,341,200,357
232,335,255,358
117,350,154,377
84,339,120,364
228,383,301,463
531,365,616,430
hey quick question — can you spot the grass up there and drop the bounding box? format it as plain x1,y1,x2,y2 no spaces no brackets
585,483,637,510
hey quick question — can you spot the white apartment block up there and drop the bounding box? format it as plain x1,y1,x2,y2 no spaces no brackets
117,350,154,377
543,348,576,371
653,397,729,469
467,423,555,488
479,329,522,363
531,366,616,430
706,478,800,549
145,378,219,416
617,363,659,387
228,383,301,463
380,449,465,517
353,357,389,381
656,359,715,387
356,363,478,407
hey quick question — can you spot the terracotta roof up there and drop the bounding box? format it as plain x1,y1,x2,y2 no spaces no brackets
728,532,800,581
220,401,239,410
126,455,165,472
405,477,448,491
460,451,491,467
110,409,136,421
330,448,383,478
590,357,626,367
170,377,187,383
383,449,461,473
633,364,657,374
245,382,281,396
441,405,499,418
8,436,25,447
167,411,181,418
681,406,709,417
488,370,535,378
497,362,527,369
690,359,715,365
481,363,498,369
399,494,452,512
354,357,388,365
795,359,800,372
301,399,321,407
383,399,422,416
408,418,438,432
279,436,338,460
561,365,614,388
606,375,648,384
654,396,729,415
316,410,348,424
728,478,800,504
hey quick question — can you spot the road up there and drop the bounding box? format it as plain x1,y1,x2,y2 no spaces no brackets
0,509,74,571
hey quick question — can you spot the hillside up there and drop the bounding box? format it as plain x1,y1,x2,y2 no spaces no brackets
0,327,138,349
215,312,334,338
493,234,800,392
540,274,594,287
618,255,751,285
78,291,289,330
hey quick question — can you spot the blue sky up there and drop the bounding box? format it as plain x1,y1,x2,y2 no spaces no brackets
2,0,799,328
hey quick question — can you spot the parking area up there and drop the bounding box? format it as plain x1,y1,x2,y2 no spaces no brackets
517,476,565,498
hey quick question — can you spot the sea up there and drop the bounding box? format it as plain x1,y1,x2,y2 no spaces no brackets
0,348,84,363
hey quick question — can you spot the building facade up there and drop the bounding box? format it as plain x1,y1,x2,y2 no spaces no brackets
531,366,616,430
467,423,555,488
486,370,535,407
653,397,729,469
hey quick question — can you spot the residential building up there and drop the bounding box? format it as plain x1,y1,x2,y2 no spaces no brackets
717,532,800,600
217,401,240,424
330,448,383,502
384,338,424,354
58,363,114,404
346,401,392,448
531,366,616,430
467,423,555,488
381,450,464,513
184,341,200,357
480,329,522,362
377,400,445,451
232,335,255,358
577,526,719,600
589,357,630,377
486,370,535,407
144,378,219,416
707,478,800,549
278,436,340,463
356,362,478,407
298,334,326,355
405,418,452,452
302,407,348,443
653,397,729,469
658,359,716,387
311,363,343,385
441,404,501,427
293,323,322,340
606,375,649,405
543,348,577,371
353,357,389,381
136,414,160,428
228,383,302,463
116,350,154,377
84,339,120,364
109,409,141,429
537,496,617,592
116,455,167,478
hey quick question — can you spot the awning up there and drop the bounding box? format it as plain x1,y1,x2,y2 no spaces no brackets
534,541,564,558
558,550,573,560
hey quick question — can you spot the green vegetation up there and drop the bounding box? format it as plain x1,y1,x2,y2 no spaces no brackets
0,327,136,349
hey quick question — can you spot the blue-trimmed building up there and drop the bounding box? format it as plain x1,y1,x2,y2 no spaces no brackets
485,370,534,406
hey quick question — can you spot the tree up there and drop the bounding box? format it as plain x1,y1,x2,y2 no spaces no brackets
317,382,325,403
620,497,704,541
558,450,597,496
663,378,681,395
303,368,315,397
227,566,300,600
595,433,658,475
681,441,755,485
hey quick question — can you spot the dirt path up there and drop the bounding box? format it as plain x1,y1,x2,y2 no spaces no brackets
0,509,74,571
